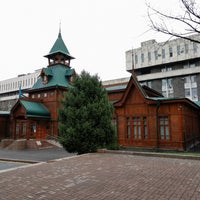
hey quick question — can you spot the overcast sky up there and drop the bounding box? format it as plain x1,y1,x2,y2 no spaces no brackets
0,0,180,81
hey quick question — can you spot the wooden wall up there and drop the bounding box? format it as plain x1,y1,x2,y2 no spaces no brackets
110,77,200,151
0,114,9,139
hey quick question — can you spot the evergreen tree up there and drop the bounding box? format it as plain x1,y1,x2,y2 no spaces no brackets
58,70,117,154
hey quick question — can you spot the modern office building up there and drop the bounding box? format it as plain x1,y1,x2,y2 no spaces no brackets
126,34,200,102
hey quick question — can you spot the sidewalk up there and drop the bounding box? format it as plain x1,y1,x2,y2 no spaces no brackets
0,152,200,200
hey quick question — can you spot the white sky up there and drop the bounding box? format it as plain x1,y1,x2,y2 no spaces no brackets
0,0,180,82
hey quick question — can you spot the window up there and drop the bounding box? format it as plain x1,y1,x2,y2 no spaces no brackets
193,43,198,53
169,47,173,57
126,116,148,140
44,93,47,97
135,55,138,64
177,45,180,55
184,75,198,101
133,117,141,139
185,44,189,54
38,94,41,98
143,117,148,139
141,53,144,63
148,52,151,62
185,75,196,84
32,125,37,133
43,75,47,84
191,75,196,83
192,88,198,99
183,63,189,69
22,123,26,137
185,88,190,97
16,123,19,135
154,50,158,60
162,49,165,59
190,63,195,68
162,78,174,97
161,66,172,72
159,116,169,140
127,118,131,139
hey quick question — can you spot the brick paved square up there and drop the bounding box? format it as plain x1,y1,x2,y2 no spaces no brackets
0,153,200,200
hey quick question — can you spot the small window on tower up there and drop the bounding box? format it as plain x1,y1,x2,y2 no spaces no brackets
43,75,48,84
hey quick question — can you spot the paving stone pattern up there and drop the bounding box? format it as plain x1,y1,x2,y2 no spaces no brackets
0,153,200,200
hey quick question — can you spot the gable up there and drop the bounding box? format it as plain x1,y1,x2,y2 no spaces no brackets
114,75,147,107
125,84,146,104
20,100,50,118
12,100,50,118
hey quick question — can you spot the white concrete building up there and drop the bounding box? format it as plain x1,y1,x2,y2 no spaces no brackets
0,69,41,110
0,69,41,101
126,34,200,102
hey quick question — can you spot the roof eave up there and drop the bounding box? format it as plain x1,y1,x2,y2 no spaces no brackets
44,51,75,60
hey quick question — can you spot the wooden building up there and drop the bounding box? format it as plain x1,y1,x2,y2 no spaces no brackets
0,111,10,139
9,30,75,140
107,74,200,151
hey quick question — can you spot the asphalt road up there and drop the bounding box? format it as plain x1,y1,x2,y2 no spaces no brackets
0,147,75,162
0,160,29,171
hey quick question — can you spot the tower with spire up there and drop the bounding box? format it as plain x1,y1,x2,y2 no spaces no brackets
10,29,76,140
44,30,75,67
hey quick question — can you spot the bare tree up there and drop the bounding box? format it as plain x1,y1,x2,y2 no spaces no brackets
147,0,200,43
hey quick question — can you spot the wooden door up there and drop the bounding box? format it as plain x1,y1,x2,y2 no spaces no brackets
15,121,27,139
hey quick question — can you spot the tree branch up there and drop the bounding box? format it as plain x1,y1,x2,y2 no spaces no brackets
147,0,200,43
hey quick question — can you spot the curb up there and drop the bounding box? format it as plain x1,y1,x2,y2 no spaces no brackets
97,149,200,160
0,158,39,164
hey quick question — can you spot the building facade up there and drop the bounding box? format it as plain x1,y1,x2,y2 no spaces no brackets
107,75,200,151
126,34,200,102
0,32,200,151
5,30,75,140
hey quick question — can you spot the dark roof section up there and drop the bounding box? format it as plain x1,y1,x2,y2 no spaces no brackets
147,97,200,109
20,100,50,118
142,85,163,97
30,65,74,91
44,32,74,60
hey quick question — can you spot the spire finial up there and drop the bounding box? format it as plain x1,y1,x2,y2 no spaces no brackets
59,21,61,36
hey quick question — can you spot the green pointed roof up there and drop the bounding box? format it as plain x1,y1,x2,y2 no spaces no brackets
44,32,74,59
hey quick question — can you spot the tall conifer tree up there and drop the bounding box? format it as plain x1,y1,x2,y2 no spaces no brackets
58,70,116,154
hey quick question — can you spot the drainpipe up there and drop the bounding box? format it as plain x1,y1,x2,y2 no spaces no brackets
156,100,161,151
